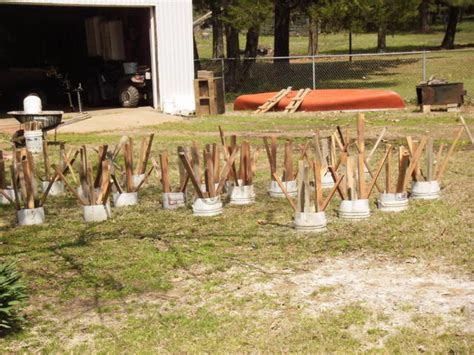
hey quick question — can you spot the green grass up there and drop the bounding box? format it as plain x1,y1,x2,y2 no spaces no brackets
0,110,473,351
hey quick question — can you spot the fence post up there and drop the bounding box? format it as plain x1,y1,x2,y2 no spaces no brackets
220,58,226,97
422,51,427,82
312,55,316,89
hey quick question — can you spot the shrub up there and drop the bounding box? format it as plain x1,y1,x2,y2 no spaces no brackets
0,262,28,335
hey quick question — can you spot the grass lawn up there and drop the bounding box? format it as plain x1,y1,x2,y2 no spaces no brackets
0,107,473,352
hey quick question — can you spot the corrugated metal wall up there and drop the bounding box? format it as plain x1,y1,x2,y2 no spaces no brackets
155,0,195,112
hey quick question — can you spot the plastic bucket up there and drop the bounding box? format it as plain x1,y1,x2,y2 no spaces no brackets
192,197,223,217
123,62,138,74
17,207,45,226
113,192,138,207
322,171,335,189
294,211,327,232
230,184,255,205
24,130,43,154
338,199,371,220
41,180,64,197
268,180,297,198
23,94,42,114
377,192,409,212
83,204,111,222
162,192,186,209
411,181,440,200
133,174,145,189
0,188,15,205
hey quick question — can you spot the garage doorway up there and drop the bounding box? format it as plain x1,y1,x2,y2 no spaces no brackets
0,5,156,113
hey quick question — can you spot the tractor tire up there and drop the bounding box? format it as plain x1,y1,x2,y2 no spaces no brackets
119,85,140,108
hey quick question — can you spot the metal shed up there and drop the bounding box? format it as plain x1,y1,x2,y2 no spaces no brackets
0,0,195,113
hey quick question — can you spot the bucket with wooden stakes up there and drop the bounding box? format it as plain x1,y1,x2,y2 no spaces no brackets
273,159,344,232
155,151,186,210
337,114,392,220
263,136,298,198
410,128,463,200
230,141,258,205
377,146,410,212
178,143,239,217
40,140,70,197
310,132,337,189
112,136,155,207
2,148,55,226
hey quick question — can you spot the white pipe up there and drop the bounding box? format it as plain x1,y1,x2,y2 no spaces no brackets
149,6,159,109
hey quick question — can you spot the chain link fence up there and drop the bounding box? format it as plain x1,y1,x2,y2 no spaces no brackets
196,49,473,104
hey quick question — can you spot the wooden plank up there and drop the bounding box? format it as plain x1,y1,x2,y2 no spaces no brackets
135,166,154,192
296,160,304,213
459,116,474,144
426,137,434,181
433,143,445,178
436,127,464,182
21,158,35,209
178,147,204,199
303,163,311,212
263,137,274,180
96,160,110,204
254,86,292,114
124,142,134,192
396,148,410,193
367,127,387,163
314,160,323,212
52,164,87,205
215,146,240,195
321,173,345,211
204,151,216,197
328,166,348,200
403,137,427,190
159,152,171,193
347,156,356,200
283,140,293,181
354,143,384,193
10,165,21,210
94,144,108,188
283,88,311,113
385,148,392,193
367,145,392,197
272,172,297,212
191,141,201,185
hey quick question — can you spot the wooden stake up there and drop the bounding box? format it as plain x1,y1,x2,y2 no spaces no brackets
385,149,392,193
42,140,51,180
426,137,434,181
283,140,294,181
367,145,392,197
159,152,171,193
436,127,464,182
296,160,304,213
328,166,348,200
204,151,215,197
433,143,445,178
396,149,410,193
314,160,323,212
178,146,204,199
367,127,387,163
52,165,87,205
403,137,427,190
272,172,297,212
321,173,345,211
215,146,240,195
10,165,21,210
459,116,474,145
135,166,155,192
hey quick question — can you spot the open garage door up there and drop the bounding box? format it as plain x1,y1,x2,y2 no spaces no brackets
0,5,157,113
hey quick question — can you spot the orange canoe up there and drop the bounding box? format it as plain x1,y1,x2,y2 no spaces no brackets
234,89,405,112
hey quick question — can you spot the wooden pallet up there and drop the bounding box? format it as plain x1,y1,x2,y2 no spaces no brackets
254,86,292,114
283,88,311,113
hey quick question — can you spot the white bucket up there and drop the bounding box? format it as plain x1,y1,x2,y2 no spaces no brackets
17,207,45,226
77,186,111,205
294,211,327,232
411,181,441,200
123,62,138,74
338,199,371,220
82,204,111,223
41,180,64,197
162,98,177,115
377,192,409,212
113,192,138,207
0,188,15,205
268,179,297,198
230,184,255,205
192,197,223,217
24,130,43,154
162,192,186,209
133,174,145,189
322,171,335,189
23,94,42,114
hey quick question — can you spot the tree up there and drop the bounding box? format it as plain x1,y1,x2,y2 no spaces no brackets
366,0,420,52
273,0,300,61
210,0,225,58
440,0,474,49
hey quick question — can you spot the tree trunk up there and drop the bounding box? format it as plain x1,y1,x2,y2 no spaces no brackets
307,15,319,56
225,24,240,90
377,24,386,53
419,0,430,33
210,0,224,58
441,6,460,49
193,33,201,73
238,27,260,87
274,0,290,62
